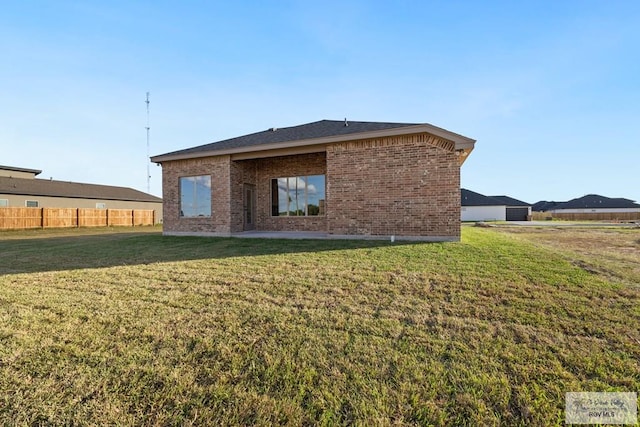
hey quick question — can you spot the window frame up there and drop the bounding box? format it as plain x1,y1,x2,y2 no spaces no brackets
179,175,212,218
25,200,39,208
0,199,8,207
270,175,325,217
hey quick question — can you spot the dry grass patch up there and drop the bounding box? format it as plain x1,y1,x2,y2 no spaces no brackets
0,226,638,425
492,226,640,287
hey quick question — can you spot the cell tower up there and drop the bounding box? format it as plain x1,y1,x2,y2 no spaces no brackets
145,92,151,193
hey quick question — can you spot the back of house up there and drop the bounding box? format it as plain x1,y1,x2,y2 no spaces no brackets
152,119,476,241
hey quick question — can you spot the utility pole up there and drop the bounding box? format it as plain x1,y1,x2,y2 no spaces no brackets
145,92,151,194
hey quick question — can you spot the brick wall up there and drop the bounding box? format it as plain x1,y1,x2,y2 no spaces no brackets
326,133,460,239
161,156,232,234
160,133,461,239
253,153,327,232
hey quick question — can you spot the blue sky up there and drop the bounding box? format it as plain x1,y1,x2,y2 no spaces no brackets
1,1,638,203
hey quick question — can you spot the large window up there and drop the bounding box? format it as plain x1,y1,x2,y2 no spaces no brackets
271,175,325,216
180,175,211,217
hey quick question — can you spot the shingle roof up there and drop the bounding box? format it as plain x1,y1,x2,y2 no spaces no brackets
532,201,560,212
151,119,476,162
555,194,640,210
461,189,505,206
0,176,162,202
489,195,531,207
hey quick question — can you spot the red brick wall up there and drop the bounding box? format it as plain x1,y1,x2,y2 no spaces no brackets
326,133,460,239
253,153,327,232
161,156,232,234
160,133,461,239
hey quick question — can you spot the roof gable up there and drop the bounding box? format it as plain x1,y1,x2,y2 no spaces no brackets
0,176,162,203
151,119,476,163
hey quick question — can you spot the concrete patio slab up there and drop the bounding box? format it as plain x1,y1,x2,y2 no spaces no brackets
231,231,329,239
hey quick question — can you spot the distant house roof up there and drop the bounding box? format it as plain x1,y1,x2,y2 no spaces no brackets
461,189,505,207
151,119,476,163
0,165,42,176
0,176,162,203
532,201,561,212
554,194,640,210
490,195,530,207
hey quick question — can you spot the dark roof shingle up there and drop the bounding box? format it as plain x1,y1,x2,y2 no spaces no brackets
555,194,640,210
489,195,531,207
154,120,421,159
532,201,560,212
461,189,505,206
533,195,640,211
0,176,162,202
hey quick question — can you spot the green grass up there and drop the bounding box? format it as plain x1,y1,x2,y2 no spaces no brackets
0,226,638,426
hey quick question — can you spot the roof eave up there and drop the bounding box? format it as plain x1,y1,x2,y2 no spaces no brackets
151,124,476,163
0,189,161,203
0,165,42,175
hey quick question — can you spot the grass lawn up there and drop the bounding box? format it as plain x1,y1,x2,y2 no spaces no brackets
0,225,638,426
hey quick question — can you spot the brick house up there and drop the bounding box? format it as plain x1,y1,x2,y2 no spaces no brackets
150,120,475,241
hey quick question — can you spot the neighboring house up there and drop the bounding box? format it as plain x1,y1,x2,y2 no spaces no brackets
540,194,640,214
490,195,532,221
461,189,506,222
531,201,561,212
0,165,163,222
151,119,476,241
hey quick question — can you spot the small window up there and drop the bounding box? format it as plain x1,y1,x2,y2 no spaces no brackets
0,199,8,207
96,203,106,209
26,200,39,208
271,175,325,216
180,175,212,217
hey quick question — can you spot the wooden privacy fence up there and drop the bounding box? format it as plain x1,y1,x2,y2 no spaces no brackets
531,211,640,221
0,208,156,230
